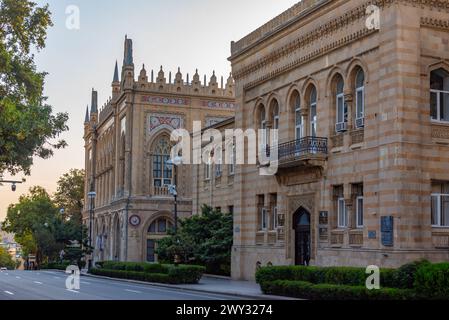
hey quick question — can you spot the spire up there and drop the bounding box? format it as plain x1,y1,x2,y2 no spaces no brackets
113,60,119,82
84,105,89,123
90,89,98,114
123,35,134,66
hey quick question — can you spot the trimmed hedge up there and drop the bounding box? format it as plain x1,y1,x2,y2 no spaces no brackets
99,261,169,274
256,265,397,288
415,262,449,298
90,268,175,284
256,261,449,300
261,280,419,300
90,261,205,284
41,261,71,270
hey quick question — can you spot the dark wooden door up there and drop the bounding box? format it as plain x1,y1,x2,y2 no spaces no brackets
146,239,155,262
294,209,311,266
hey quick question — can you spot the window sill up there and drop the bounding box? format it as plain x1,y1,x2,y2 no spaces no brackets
431,120,449,126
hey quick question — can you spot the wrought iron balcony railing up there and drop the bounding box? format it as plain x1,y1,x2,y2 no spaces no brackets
273,136,328,162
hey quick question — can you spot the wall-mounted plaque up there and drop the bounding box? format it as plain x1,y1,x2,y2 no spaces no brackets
368,231,377,239
381,216,394,247
319,211,328,225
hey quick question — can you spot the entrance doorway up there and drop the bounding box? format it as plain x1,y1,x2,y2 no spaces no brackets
293,208,311,266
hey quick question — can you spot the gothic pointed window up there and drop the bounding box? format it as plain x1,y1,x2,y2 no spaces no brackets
152,136,172,188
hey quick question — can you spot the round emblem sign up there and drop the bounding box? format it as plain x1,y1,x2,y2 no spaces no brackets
129,215,141,227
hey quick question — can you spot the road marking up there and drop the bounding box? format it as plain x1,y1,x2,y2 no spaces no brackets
33,281,43,285
53,276,61,279
67,289,79,294
125,289,142,294
81,281,91,285
4,291,14,295
15,276,21,279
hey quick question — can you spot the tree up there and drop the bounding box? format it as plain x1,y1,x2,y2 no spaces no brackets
1,186,61,264
0,0,68,176
156,205,233,275
53,169,85,223
0,246,15,269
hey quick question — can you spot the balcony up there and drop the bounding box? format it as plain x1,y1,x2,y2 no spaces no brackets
151,186,170,197
270,136,328,169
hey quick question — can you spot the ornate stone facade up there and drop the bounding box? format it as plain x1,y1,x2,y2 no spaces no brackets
227,0,449,280
83,37,235,264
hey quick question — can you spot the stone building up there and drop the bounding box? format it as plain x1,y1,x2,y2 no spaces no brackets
83,36,235,264
226,0,449,280
192,117,236,216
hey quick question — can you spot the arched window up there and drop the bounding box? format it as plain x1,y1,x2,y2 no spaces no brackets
309,87,317,137
271,100,280,130
147,217,174,262
293,93,303,140
430,68,449,122
335,75,347,132
152,136,172,187
355,69,365,128
148,217,173,234
258,105,268,148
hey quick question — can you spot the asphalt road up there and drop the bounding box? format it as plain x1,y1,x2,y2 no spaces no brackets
0,270,245,300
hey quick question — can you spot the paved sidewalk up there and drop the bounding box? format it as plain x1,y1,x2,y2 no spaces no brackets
81,271,294,300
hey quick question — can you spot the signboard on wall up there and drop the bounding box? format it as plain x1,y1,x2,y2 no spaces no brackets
381,216,394,247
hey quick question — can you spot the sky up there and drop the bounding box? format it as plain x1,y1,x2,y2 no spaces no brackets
0,0,299,222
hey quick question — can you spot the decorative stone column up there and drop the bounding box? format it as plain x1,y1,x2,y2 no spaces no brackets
344,91,354,131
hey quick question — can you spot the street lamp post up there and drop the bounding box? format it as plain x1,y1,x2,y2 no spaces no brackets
0,178,25,192
87,191,96,270
166,156,183,234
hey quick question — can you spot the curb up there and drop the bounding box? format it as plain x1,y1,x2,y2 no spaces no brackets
80,272,296,300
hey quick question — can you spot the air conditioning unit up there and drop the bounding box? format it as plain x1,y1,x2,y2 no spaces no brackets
355,117,365,128
335,122,348,133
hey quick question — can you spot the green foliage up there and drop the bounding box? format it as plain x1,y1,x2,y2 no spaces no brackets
100,261,169,274
2,171,89,267
167,265,205,284
40,260,70,270
0,0,68,175
90,268,174,284
261,280,419,300
91,262,205,284
415,263,449,298
393,260,430,289
256,262,449,300
0,246,15,269
156,205,233,275
53,169,85,223
256,265,396,288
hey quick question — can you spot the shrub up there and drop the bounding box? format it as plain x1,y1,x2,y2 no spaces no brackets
414,263,449,298
393,260,430,289
41,261,71,270
261,280,418,300
256,265,397,288
90,263,205,284
168,265,206,284
100,261,169,274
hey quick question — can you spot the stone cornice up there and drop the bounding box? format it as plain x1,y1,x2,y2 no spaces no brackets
421,17,449,30
243,27,377,91
233,0,449,90
230,0,330,57
232,0,382,81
